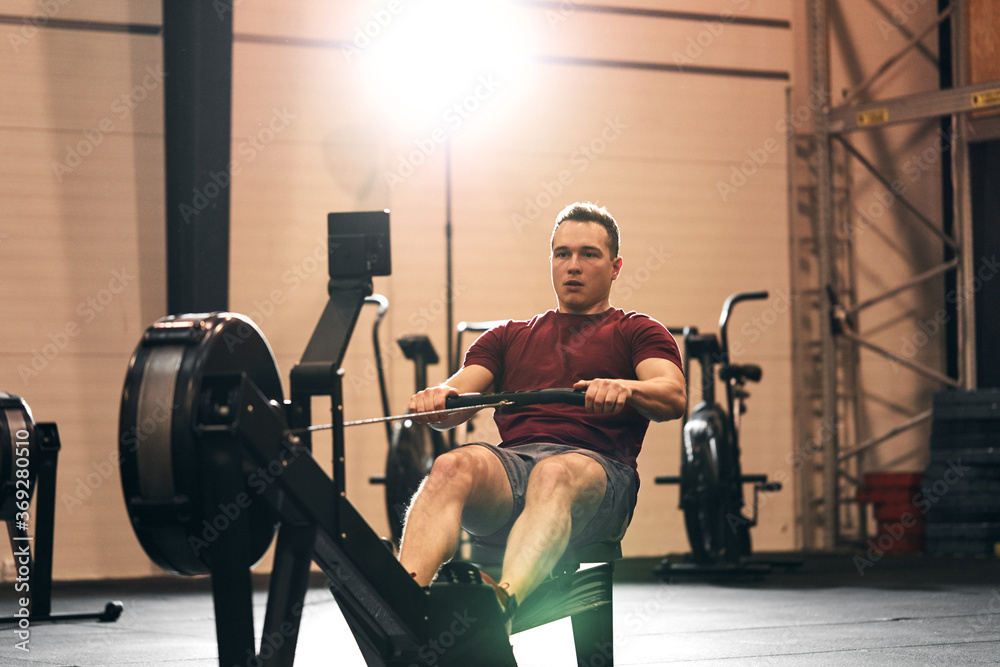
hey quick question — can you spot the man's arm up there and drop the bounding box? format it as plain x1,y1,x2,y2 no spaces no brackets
573,357,687,422
407,363,495,431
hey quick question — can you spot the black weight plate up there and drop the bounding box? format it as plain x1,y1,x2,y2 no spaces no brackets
930,448,1000,466
119,313,283,576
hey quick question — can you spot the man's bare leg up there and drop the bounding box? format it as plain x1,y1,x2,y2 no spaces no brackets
399,445,513,586
497,454,607,603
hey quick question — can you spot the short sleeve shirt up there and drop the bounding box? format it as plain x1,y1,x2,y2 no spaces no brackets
463,308,682,472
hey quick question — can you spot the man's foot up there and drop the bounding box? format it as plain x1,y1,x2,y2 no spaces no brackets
436,563,518,635
481,572,518,635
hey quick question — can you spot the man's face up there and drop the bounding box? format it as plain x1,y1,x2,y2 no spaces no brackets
550,220,623,315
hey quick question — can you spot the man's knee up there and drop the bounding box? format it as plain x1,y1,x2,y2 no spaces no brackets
423,446,500,498
528,455,605,504
424,449,477,493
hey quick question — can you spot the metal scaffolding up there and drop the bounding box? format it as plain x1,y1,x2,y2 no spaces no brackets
790,0,1000,550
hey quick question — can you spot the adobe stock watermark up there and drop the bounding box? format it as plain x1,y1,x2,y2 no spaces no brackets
17,268,136,386
854,458,969,575
671,0,753,71
179,107,296,224
60,240,323,513
511,116,628,233
717,84,831,202
847,125,956,247
50,65,166,182
6,0,72,53
544,0,584,29
187,439,308,558
963,587,1000,639
737,290,793,346
245,235,333,323
876,0,934,40
239,599,308,667
406,279,468,333
893,254,999,372
61,391,172,513
383,75,502,189
615,245,672,300
610,582,678,657
410,609,479,666
340,0,408,64
213,0,243,20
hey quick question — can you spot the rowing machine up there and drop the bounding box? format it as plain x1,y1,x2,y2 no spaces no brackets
118,211,602,666
1,393,123,624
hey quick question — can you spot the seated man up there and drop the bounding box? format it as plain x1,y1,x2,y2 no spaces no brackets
398,202,686,624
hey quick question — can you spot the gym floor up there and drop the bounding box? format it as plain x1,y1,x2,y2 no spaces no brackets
0,551,998,666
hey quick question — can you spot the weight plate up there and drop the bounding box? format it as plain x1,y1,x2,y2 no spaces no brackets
119,313,283,576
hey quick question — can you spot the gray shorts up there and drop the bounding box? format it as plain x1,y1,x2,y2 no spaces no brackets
465,442,639,547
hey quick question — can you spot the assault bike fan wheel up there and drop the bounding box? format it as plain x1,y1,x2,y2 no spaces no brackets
119,313,283,576
680,404,724,563
680,403,753,564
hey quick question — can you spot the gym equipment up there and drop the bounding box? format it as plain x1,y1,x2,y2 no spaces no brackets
119,211,609,666
363,294,392,445
0,393,123,624
656,291,786,573
382,335,446,544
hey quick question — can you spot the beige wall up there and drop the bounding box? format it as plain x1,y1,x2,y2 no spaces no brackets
0,0,797,581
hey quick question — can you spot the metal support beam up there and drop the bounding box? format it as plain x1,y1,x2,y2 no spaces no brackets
841,6,952,106
792,0,982,552
950,0,977,390
838,410,933,462
839,331,961,387
829,79,1000,134
163,1,233,315
849,258,958,315
809,0,839,551
835,135,957,248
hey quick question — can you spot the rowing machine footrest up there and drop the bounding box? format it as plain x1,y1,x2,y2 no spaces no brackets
466,540,619,664
426,577,517,666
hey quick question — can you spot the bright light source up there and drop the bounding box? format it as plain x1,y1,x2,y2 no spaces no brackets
359,0,529,129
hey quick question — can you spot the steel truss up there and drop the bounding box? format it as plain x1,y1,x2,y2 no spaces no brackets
790,0,1000,550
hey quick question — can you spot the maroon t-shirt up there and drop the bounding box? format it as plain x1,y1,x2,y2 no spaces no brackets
463,308,683,474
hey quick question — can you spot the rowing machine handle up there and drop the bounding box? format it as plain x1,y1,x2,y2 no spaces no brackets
445,388,586,410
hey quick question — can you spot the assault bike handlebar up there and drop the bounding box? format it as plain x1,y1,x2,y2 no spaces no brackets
718,290,768,366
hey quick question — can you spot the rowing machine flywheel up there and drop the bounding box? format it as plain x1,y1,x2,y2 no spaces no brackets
119,313,283,576
0,392,37,520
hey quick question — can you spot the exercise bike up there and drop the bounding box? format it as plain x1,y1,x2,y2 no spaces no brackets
361,295,448,545
656,291,784,573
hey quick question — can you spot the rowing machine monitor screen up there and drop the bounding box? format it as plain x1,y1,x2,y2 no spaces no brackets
327,210,391,279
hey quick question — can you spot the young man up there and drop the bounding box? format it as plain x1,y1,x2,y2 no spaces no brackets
398,202,686,624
